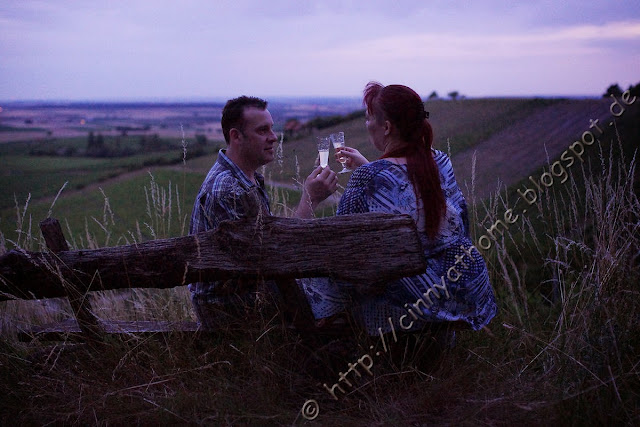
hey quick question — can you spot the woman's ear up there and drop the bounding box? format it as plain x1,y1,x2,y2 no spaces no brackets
383,120,392,136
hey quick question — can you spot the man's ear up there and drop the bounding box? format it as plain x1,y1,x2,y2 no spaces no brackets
229,128,243,143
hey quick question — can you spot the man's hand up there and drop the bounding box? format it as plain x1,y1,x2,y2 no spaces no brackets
294,166,338,218
305,166,338,206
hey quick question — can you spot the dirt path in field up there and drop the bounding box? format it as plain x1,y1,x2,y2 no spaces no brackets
449,98,613,201
33,162,303,206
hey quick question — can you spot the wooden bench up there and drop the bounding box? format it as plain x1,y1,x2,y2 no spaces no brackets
0,213,426,342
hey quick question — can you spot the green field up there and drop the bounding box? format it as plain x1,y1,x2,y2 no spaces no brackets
0,125,46,132
0,133,227,244
0,135,223,209
0,163,307,249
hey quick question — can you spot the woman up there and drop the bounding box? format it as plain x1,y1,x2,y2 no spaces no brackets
303,82,497,337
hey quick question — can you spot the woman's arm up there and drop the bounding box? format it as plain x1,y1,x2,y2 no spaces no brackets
336,162,385,216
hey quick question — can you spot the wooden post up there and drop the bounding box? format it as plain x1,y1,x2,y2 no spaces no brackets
240,191,318,332
39,217,104,341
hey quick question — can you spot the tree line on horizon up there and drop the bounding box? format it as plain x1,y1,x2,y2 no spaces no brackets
603,81,640,98
28,131,211,160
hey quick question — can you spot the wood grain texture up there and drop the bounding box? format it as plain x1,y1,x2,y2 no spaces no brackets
1,213,426,301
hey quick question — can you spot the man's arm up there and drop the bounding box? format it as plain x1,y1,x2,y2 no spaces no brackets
293,166,338,219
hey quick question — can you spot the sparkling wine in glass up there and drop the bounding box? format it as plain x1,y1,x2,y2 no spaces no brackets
330,132,350,173
316,136,330,168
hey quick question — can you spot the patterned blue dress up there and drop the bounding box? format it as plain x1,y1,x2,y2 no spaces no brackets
301,149,497,335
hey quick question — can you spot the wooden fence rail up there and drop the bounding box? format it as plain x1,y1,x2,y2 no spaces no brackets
0,212,426,340
1,213,425,301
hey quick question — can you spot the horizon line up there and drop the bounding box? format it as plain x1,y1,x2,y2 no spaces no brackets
0,93,605,105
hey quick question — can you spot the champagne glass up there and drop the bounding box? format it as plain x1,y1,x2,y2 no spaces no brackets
330,132,350,173
316,136,330,168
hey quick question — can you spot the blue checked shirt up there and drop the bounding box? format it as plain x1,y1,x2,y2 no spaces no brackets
188,149,271,302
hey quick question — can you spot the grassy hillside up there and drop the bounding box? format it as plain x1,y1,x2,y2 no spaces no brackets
266,97,567,185
1,97,638,425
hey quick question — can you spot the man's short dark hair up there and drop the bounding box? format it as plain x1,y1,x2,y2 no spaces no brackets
221,96,268,143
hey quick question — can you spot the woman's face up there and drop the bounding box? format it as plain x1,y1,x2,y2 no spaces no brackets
365,110,386,152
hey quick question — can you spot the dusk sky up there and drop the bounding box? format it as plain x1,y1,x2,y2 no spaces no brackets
1,0,639,101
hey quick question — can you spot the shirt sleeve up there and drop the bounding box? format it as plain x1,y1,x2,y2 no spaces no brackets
337,163,383,215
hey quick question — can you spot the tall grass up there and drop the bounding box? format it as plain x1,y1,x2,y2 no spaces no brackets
0,170,197,340
467,130,639,424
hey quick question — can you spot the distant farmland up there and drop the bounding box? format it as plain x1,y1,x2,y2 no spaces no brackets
0,96,625,243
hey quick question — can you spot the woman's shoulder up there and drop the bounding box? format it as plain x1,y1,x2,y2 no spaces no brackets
358,159,395,173
349,159,397,185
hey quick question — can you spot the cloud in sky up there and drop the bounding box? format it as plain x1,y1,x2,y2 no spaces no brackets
0,0,638,100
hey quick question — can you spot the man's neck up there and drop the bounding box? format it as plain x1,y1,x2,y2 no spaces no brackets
224,148,257,184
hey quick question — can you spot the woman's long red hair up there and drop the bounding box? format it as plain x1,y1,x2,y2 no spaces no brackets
363,81,445,239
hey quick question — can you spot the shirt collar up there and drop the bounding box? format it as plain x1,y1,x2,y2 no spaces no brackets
217,149,265,189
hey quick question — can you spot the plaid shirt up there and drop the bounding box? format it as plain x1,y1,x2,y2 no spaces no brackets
189,149,271,302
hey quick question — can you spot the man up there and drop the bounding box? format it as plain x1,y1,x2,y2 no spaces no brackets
189,96,338,329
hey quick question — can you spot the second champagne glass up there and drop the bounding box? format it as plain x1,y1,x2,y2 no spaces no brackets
316,136,330,168
330,132,350,173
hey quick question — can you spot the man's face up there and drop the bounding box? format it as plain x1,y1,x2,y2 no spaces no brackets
236,107,278,169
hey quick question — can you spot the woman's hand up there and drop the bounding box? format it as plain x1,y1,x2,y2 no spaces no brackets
335,146,369,169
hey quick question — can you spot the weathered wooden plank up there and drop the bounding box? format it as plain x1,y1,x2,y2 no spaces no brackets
0,213,426,301
18,319,200,342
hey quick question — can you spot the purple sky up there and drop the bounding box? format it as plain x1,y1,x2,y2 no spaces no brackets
1,0,639,101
